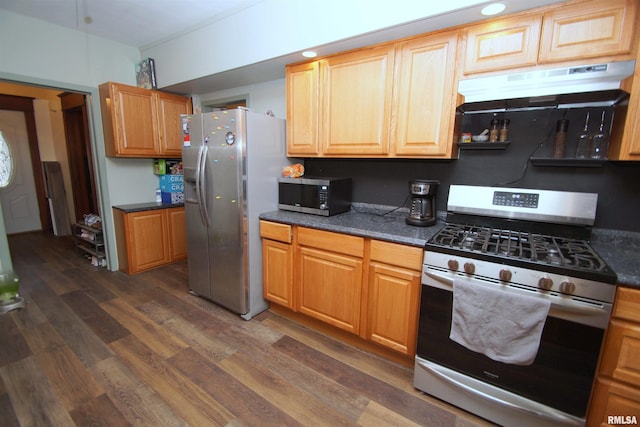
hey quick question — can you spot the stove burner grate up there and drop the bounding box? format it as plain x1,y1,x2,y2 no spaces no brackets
430,224,608,273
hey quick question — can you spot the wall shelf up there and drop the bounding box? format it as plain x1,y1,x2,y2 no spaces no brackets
458,141,510,150
529,157,607,167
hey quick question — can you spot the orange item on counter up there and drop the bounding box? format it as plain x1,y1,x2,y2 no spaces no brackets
282,163,304,178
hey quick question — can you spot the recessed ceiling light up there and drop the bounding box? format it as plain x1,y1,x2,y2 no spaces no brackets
302,51,317,58
481,2,506,16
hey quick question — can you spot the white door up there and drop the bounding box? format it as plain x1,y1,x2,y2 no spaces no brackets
0,110,42,234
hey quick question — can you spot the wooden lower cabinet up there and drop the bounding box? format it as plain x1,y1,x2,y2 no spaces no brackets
113,206,185,274
588,287,640,425
260,221,294,309
296,227,365,334
365,240,422,356
167,207,187,261
366,262,420,355
297,246,363,334
260,221,422,357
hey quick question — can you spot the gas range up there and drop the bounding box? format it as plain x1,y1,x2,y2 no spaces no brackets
424,185,617,304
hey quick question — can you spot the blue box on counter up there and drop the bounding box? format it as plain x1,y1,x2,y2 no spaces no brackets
159,174,184,192
161,192,184,204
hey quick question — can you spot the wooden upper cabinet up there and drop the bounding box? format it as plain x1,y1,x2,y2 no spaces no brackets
392,31,459,157
463,15,542,74
286,62,320,156
539,0,637,64
157,92,192,157
101,82,159,157
462,0,637,74
100,81,192,158
321,45,395,156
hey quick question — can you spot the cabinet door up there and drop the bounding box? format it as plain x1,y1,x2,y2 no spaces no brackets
587,378,640,427
392,31,459,157
167,207,186,261
262,239,293,308
463,15,542,74
286,62,320,156
297,246,363,334
612,43,640,160
599,320,640,387
156,92,192,157
125,210,169,273
366,262,420,356
539,0,637,63
108,83,159,157
322,46,395,155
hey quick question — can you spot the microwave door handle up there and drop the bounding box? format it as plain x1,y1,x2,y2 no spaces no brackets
415,359,583,426
424,270,608,316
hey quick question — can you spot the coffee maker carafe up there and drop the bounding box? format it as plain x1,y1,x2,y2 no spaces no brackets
406,180,438,226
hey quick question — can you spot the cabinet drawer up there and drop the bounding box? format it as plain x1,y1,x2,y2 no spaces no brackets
369,240,422,271
260,220,292,243
297,227,364,258
613,287,640,323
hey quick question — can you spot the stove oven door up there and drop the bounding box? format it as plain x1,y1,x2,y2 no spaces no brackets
414,266,611,427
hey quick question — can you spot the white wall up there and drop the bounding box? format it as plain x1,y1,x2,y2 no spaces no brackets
0,9,145,270
143,0,491,87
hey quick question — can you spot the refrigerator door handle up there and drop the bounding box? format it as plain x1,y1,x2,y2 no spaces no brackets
195,145,210,227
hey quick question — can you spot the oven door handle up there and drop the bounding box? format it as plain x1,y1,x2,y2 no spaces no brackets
415,358,583,426
424,271,608,316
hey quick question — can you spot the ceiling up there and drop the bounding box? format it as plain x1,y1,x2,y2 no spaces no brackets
0,0,567,94
0,0,254,48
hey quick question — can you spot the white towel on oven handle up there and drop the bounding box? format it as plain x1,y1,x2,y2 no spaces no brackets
449,278,551,365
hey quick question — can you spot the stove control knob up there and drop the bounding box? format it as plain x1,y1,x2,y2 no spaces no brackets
499,269,512,282
538,276,553,290
447,260,459,271
560,281,576,294
464,262,475,274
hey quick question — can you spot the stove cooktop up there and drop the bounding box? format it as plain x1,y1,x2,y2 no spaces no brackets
426,223,617,284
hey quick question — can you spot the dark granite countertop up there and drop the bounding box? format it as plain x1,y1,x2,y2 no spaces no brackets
260,204,640,288
112,202,184,213
591,228,640,288
260,204,444,248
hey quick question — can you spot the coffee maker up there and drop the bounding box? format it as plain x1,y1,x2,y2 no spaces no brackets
406,180,438,226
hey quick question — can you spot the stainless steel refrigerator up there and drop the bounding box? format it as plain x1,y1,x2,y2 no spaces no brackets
181,108,290,319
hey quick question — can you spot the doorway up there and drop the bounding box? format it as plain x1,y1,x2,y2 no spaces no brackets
0,86,98,236
59,92,99,221
0,93,49,234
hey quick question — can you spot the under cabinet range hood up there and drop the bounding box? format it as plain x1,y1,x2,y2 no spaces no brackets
458,60,635,112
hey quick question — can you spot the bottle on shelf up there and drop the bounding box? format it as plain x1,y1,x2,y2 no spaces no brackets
553,119,569,159
590,111,609,159
489,118,500,142
498,119,510,142
575,112,591,159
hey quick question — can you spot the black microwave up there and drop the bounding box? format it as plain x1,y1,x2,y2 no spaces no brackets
278,177,351,216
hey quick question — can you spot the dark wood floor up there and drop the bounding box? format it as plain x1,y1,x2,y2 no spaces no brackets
0,231,495,426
